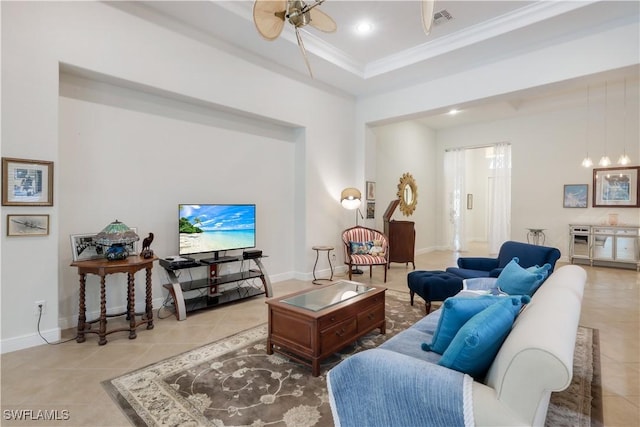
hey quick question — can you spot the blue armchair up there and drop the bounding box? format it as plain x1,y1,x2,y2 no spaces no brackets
445,241,561,279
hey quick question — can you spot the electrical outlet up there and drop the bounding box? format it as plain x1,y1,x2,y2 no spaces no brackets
34,300,46,316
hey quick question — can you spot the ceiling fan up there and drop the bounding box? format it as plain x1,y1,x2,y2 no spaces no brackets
253,0,336,77
253,0,436,77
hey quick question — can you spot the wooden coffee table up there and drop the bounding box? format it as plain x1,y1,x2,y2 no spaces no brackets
266,280,386,376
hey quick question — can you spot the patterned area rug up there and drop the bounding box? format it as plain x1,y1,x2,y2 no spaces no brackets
103,290,602,427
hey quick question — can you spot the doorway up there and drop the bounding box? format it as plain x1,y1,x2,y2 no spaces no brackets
444,143,511,254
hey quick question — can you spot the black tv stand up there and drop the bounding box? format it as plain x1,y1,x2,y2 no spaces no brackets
161,255,272,320
200,256,237,264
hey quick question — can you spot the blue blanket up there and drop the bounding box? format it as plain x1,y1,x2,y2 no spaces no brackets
327,348,473,427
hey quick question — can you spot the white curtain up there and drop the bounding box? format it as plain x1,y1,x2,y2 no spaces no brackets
444,149,467,252
487,143,511,254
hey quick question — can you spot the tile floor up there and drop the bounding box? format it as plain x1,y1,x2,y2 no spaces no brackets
1,246,638,426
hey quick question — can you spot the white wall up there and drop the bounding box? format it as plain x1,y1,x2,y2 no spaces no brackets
56,73,300,328
372,122,438,254
1,1,355,352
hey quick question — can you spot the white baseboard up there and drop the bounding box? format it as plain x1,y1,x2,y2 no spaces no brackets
0,327,61,354
57,296,169,331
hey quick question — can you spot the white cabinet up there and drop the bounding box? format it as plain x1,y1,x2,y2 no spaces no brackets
569,224,640,271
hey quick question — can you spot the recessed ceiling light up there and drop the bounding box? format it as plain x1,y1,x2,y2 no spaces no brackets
355,21,373,34
448,109,460,115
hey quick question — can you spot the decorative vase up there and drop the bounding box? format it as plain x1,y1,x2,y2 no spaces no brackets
608,213,619,226
106,244,129,261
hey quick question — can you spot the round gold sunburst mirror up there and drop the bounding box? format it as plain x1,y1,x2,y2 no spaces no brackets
397,172,418,216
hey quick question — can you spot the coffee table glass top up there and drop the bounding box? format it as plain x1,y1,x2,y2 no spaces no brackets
281,280,374,312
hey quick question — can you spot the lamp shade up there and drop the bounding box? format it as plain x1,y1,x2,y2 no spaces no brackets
95,220,139,246
340,188,362,210
94,220,139,261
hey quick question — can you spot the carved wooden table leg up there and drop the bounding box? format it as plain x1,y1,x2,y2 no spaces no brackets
145,266,154,329
76,273,87,343
128,273,137,339
99,275,107,345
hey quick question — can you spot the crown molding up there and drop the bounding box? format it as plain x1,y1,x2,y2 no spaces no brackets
365,0,597,78
213,0,597,80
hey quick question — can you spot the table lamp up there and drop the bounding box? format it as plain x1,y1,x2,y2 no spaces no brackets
94,219,139,261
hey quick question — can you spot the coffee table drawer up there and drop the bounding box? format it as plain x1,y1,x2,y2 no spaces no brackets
318,310,353,330
320,317,357,352
357,303,385,332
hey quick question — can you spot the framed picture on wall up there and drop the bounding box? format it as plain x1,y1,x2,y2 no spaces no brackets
593,166,640,207
7,214,50,236
366,181,376,200
563,184,588,208
2,157,54,206
366,202,375,219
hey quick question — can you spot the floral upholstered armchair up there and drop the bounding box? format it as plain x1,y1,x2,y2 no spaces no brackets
341,226,389,282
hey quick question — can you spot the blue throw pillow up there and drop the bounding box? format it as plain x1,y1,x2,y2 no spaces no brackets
525,263,551,293
496,257,545,296
421,295,529,355
437,297,525,378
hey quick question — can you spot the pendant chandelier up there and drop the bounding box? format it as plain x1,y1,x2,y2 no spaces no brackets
582,79,634,168
618,78,631,165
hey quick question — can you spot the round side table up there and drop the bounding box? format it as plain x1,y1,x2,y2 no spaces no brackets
526,228,546,245
312,246,334,285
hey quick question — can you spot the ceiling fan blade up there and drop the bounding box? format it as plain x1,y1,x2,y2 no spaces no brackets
422,0,435,35
253,0,287,40
308,7,337,33
295,27,314,78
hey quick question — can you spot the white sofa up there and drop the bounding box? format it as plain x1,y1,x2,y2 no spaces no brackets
327,264,587,426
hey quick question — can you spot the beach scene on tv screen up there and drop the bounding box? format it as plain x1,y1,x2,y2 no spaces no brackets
179,204,255,255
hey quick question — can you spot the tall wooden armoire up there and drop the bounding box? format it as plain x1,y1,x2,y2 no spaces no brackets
383,199,416,269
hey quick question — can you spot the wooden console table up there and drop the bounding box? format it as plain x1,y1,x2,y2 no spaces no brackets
71,255,158,345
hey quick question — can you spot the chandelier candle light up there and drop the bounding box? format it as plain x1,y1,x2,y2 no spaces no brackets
581,86,593,168
94,219,140,261
618,78,631,165
599,82,611,167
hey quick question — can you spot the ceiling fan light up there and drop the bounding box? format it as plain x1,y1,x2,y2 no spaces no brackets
598,156,611,167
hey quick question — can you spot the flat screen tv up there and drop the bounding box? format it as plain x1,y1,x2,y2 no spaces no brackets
179,204,256,260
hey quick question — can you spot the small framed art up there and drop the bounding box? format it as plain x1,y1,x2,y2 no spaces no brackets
563,184,588,208
7,214,49,236
366,181,376,200
593,166,639,207
70,233,104,261
366,202,375,219
2,157,54,206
